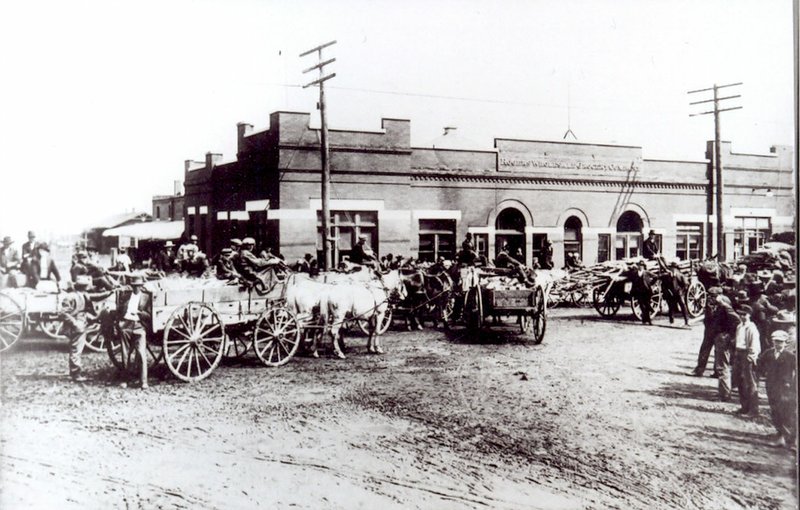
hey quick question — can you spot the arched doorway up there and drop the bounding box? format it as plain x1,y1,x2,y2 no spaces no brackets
616,211,643,259
564,216,583,261
495,208,526,261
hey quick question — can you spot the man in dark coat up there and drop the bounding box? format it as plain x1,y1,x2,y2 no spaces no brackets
690,287,722,377
642,230,660,260
750,282,778,351
661,260,689,326
214,248,239,281
713,292,743,402
630,261,654,325
350,235,378,268
758,330,797,448
60,275,114,382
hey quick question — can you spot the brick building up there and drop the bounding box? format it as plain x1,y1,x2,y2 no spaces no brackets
152,181,185,222
183,111,794,267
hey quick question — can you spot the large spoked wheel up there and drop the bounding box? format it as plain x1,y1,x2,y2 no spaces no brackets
0,292,25,353
357,307,393,336
546,290,561,309
631,281,663,321
39,319,67,339
593,286,621,317
163,303,225,382
223,330,253,360
463,287,483,331
686,280,706,318
531,287,547,344
253,305,301,367
570,288,586,307
107,324,162,373
80,323,106,353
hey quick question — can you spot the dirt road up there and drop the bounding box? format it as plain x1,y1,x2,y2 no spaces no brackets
1,308,797,509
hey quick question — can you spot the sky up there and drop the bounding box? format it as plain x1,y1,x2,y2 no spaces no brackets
0,0,795,241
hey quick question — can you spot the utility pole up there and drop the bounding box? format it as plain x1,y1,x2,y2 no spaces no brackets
300,40,337,271
688,82,742,261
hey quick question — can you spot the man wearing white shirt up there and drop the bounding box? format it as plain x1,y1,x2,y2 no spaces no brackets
732,304,761,417
116,275,151,389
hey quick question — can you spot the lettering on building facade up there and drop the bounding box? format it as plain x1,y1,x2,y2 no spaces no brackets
499,157,640,172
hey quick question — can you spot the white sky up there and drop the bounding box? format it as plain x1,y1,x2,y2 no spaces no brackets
0,0,795,241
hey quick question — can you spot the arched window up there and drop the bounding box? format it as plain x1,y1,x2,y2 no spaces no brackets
564,216,583,261
615,211,643,259
495,208,526,261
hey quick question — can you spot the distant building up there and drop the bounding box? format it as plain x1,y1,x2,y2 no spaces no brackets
152,180,185,222
183,111,794,267
83,211,151,254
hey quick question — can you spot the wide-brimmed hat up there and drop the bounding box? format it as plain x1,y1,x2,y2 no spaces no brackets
773,310,796,324
2,236,12,245
164,241,174,247
637,260,647,267
242,237,255,245
230,238,242,246
735,290,749,302
757,270,772,280
128,275,145,286
221,248,232,254
27,230,35,238
736,304,753,315
190,234,198,241
669,260,679,268
707,287,723,296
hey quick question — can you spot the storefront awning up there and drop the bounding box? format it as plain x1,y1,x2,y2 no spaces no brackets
102,221,184,240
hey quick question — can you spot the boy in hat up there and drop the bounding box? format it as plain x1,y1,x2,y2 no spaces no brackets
59,275,114,382
732,304,760,416
758,330,797,448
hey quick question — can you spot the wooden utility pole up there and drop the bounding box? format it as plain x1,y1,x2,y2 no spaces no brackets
300,41,337,271
688,82,742,260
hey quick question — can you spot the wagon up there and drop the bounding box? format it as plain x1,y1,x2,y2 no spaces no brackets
588,259,706,320
455,267,547,344
106,269,300,382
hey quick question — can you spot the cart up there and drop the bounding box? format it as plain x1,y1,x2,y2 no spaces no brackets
106,271,301,382
455,267,547,344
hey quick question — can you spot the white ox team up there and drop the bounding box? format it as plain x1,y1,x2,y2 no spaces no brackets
284,269,407,358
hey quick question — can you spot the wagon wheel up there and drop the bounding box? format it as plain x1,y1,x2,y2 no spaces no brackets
253,304,301,367
592,286,620,317
223,329,253,360
631,281,663,321
0,292,25,353
531,287,547,345
107,324,162,373
80,323,106,353
162,303,225,382
685,280,706,318
39,320,67,339
546,290,560,309
570,288,586,307
357,307,393,336
463,287,483,331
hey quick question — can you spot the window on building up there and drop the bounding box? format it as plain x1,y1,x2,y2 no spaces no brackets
615,211,643,260
733,217,771,257
495,208,526,260
676,223,703,260
564,216,583,260
418,219,456,262
597,234,611,263
473,234,488,259
156,206,161,219
317,210,378,265
168,203,174,220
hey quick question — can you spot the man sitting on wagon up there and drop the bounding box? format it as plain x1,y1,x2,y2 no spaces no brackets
180,246,210,277
237,237,283,288
214,248,240,281
350,234,380,270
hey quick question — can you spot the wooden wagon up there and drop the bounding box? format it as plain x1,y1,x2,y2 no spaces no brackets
106,271,301,382
455,267,547,344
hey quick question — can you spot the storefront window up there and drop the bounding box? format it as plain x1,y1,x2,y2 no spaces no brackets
317,210,378,265
418,219,456,262
615,211,643,260
597,234,610,263
676,223,703,260
564,216,583,260
733,217,771,257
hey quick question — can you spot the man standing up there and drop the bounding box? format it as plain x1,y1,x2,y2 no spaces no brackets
758,330,797,448
732,304,760,416
0,236,22,287
714,292,742,402
28,242,61,289
115,275,152,389
59,275,114,382
154,241,177,273
630,260,654,325
661,260,689,326
21,231,39,288
690,287,722,377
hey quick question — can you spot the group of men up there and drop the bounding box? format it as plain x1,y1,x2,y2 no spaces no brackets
0,231,61,288
692,275,797,449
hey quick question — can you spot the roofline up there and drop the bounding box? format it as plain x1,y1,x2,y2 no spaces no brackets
411,146,498,154
643,158,708,164
494,137,642,150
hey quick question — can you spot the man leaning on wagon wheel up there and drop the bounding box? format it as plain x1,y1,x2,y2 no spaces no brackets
115,275,152,389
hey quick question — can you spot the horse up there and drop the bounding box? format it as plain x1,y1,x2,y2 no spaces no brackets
398,268,454,330
323,269,407,356
696,258,734,290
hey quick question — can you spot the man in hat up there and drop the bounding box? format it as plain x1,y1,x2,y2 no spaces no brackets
642,230,660,260
28,242,61,289
0,236,22,287
713,291,742,402
178,234,199,262
154,241,177,273
20,230,38,275
758,330,797,448
350,234,378,268
690,286,723,377
59,275,114,382
771,310,797,349
750,282,779,351
540,239,554,269
661,260,689,326
237,237,281,285
630,260,654,325
732,304,760,416
114,275,152,389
